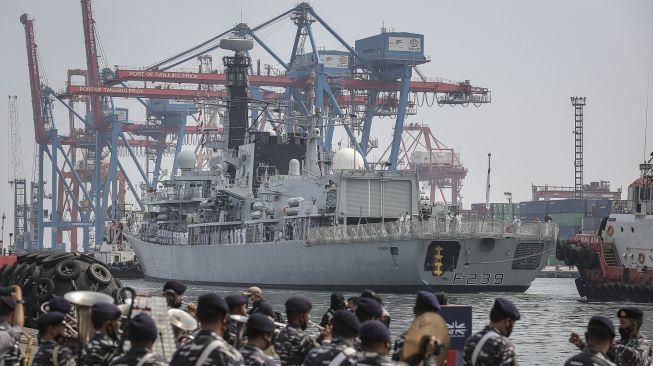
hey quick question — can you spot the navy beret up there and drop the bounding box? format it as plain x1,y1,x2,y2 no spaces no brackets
198,293,229,316
490,298,520,321
257,302,275,318
285,296,312,314
91,303,122,322
246,313,276,334
589,315,615,338
48,297,72,313
415,291,440,312
37,311,65,326
356,298,382,317
331,310,360,333
0,296,16,312
617,307,643,322
163,280,187,295
359,320,390,343
128,313,158,341
225,294,248,309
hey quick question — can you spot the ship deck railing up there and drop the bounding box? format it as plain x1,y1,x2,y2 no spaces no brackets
307,220,557,244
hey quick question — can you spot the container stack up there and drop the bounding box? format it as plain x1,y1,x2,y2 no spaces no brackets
518,199,612,239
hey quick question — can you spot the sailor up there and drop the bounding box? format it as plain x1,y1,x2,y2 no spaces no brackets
32,312,76,366
81,302,123,366
303,310,360,366
225,294,249,347
170,293,244,366
359,291,391,328
356,320,394,366
320,293,346,328
462,297,520,366
391,291,441,361
243,287,267,316
454,212,462,232
445,212,452,232
240,314,276,366
355,298,383,325
613,307,652,366
274,296,318,366
109,313,166,366
163,280,187,309
0,286,24,366
565,315,617,366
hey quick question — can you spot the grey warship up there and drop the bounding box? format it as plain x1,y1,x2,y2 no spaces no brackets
126,38,557,293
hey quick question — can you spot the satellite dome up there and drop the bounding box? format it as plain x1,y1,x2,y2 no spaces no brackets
332,148,365,170
176,150,197,170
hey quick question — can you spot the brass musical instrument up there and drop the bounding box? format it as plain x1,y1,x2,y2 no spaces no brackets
168,308,197,346
116,287,136,354
401,313,451,366
64,290,114,344
20,330,34,366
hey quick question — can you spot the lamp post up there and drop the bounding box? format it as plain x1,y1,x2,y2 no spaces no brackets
504,192,513,219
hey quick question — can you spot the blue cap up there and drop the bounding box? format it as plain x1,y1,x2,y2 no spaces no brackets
359,320,390,343
163,280,187,295
48,297,72,313
0,296,16,312
331,310,360,333
91,303,122,322
356,298,382,317
198,293,229,316
246,313,276,333
617,307,643,322
128,313,158,341
589,315,615,338
415,291,440,312
225,294,248,309
256,302,275,318
285,296,312,314
37,311,65,326
490,298,520,321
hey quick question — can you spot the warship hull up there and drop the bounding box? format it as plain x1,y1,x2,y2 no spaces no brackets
127,227,553,292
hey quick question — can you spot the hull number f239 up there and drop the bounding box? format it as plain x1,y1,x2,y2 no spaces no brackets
453,273,504,285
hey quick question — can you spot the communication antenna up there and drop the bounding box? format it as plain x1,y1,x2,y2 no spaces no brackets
644,71,651,161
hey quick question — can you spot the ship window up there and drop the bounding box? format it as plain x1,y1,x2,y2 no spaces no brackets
640,187,650,201
424,241,460,273
631,227,634,233
512,242,544,270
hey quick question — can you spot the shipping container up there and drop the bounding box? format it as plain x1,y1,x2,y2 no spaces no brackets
519,201,547,215
550,212,584,227
558,225,581,239
547,199,586,214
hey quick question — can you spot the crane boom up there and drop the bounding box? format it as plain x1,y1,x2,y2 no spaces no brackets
20,14,46,143
80,0,103,127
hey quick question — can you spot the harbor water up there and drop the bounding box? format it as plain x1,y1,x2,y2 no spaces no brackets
123,277,653,365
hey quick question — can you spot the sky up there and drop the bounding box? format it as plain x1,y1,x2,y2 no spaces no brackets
0,0,652,241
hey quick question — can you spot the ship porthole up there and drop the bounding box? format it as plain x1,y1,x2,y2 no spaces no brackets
620,226,624,232
631,227,634,233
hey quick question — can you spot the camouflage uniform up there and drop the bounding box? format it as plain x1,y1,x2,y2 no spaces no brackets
32,340,76,366
274,325,316,366
109,347,166,366
319,309,336,328
302,337,357,366
240,345,275,366
462,326,517,366
356,351,402,366
80,331,118,366
0,320,22,366
224,319,238,347
391,330,407,361
564,346,616,366
613,334,653,366
170,330,244,366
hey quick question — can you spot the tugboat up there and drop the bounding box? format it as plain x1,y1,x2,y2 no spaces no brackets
558,158,653,302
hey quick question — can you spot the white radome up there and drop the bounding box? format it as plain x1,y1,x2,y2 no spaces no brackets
332,148,365,170
177,150,197,170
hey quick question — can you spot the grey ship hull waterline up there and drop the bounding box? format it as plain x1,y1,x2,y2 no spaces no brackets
128,220,556,292
126,37,557,293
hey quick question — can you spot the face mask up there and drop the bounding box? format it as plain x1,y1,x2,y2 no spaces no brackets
505,323,513,337
618,326,632,339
